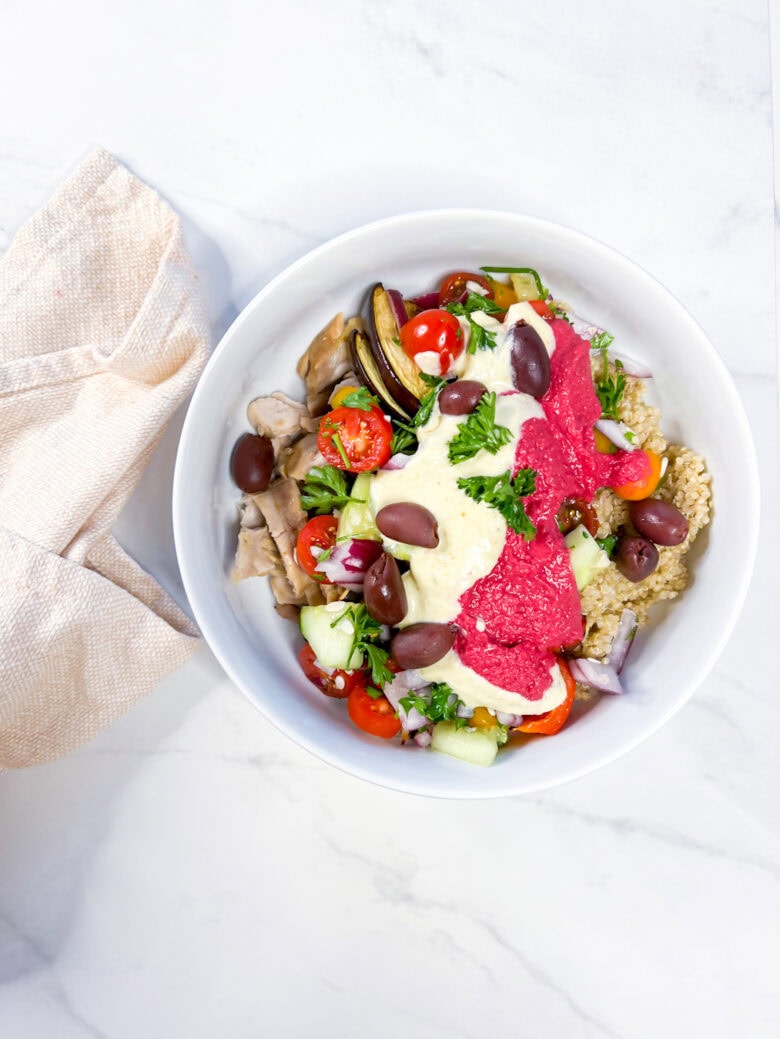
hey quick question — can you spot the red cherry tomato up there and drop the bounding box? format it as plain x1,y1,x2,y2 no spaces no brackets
399,309,464,376
347,685,401,739
439,271,494,306
296,515,338,579
298,644,363,699
317,406,393,472
556,496,599,537
515,659,576,736
528,299,554,319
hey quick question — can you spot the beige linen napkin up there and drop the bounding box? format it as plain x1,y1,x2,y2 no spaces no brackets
0,147,209,768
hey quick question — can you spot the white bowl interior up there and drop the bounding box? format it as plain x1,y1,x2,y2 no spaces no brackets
173,211,758,797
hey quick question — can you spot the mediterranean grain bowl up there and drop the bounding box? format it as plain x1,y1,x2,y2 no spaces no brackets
228,266,712,768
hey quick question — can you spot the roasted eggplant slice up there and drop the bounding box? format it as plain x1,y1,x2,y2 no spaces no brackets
349,329,412,420
366,283,428,414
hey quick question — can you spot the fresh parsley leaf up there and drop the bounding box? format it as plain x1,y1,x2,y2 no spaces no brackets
446,292,503,354
399,682,463,725
596,534,618,558
448,391,512,464
414,375,445,426
390,422,417,455
347,605,394,688
456,468,537,539
300,465,357,514
548,300,571,323
480,266,549,299
591,330,625,421
389,375,446,455
339,387,378,412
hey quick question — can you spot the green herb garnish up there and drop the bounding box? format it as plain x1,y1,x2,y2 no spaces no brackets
445,292,504,353
480,266,548,300
346,605,394,689
339,387,379,412
447,391,512,464
389,374,445,455
548,300,572,323
400,682,465,725
300,465,357,514
591,331,626,421
456,468,537,539
596,534,618,558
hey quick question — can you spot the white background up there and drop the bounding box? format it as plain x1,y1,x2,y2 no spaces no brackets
1,2,778,1037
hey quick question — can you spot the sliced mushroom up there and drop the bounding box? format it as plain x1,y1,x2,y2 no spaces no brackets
231,525,281,583
277,434,326,481
254,478,310,597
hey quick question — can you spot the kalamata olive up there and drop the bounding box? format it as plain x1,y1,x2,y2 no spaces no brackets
438,380,487,416
391,622,457,670
507,320,551,399
556,496,598,537
615,536,659,583
230,433,274,493
629,499,689,547
376,503,439,548
364,552,407,626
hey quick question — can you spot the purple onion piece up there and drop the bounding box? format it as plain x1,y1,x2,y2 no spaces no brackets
606,349,653,379
383,670,430,732
495,711,524,727
381,452,413,471
314,538,383,587
413,730,432,748
568,657,626,695
410,290,440,310
386,289,409,328
607,609,638,674
594,418,638,452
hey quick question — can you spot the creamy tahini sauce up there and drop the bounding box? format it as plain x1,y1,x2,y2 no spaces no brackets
370,302,567,716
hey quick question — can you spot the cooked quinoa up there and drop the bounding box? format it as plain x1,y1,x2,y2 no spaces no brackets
578,368,712,678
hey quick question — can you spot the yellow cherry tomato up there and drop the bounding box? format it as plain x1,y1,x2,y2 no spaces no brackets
331,385,361,408
469,706,498,731
612,449,663,501
487,278,519,311
594,428,617,454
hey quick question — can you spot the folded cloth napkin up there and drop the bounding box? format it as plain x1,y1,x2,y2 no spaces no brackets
0,147,209,769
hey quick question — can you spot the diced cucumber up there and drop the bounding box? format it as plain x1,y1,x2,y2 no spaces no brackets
510,271,540,301
379,535,412,562
431,721,499,768
299,603,364,670
337,472,380,542
565,523,611,591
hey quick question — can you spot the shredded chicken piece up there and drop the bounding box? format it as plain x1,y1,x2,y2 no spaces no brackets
231,526,281,583
254,478,311,597
296,313,353,414
247,391,309,449
277,434,326,481
270,573,306,606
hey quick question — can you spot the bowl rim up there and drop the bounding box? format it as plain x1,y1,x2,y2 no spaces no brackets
173,207,760,798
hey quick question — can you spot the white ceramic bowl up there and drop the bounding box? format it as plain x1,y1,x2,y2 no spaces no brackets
173,210,758,798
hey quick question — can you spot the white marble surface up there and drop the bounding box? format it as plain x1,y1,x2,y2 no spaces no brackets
1,1,778,1036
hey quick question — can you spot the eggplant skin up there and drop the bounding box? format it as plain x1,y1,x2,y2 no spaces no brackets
349,328,411,420
365,283,428,415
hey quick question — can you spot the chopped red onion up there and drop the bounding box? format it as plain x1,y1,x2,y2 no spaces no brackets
568,657,625,695
607,609,638,674
570,314,605,341
606,349,652,379
314,538,382,588
456,703,474,719
413,730,432,748
381,452,413,471
387,289,409,328
410,290,440,310
594,418,638,453
383,671,429,731
495,711,524,727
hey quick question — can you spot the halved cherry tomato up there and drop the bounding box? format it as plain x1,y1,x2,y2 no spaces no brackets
556,496,599,536
611,448,662,501
347,685,401,739
594,428,617,455
296,515,338,579
399,309,464,376
515,659,576,736
318,405,393,472
439,271,494,306
298,644,363,699
487,278,518,311
529,299,554,319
